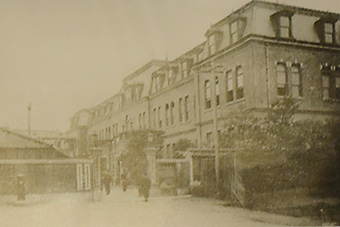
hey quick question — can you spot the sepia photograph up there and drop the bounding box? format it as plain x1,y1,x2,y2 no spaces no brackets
0,0,340,226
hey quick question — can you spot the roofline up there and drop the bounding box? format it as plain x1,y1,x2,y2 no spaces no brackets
0,127,53,148
212,0,340,29
88,60,168,110
154,42,206,73
122,59,169,82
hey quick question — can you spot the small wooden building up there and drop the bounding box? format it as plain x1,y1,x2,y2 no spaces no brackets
0,128,94,194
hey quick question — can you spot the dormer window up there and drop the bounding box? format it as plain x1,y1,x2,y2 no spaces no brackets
154,73,165,91
134,84,143,101
230,21,238,44
208,35,216,55
279,16,291,38
271,10,294,39
324,23,334,43
156,76,161,90
181,59,193,79
205,28,223,55
229,18,247,44
314,17,337,45
168,67,178,85
168,69,174,85
181,61,188,79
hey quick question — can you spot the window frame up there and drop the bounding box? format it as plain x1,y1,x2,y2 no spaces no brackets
276,63,289,97
204,80,212,109
236,66,244,99
170,102,175,125
322,69,340,100
270,10,295,39
208,35,216,55
290,64,303,98
215,76,220,106
179,98,184,123
184,95,190,121
165,104,169,126
226,70,234,103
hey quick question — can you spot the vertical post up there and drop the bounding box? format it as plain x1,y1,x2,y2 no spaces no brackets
146,147,157,185
188,152,194,186
194,67,203,147
27,103,32,136
211,73,220,194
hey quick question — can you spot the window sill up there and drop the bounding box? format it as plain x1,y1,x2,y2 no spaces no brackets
323,98,340,103
277,95,303,100
225,98,245,106
275,36,296,42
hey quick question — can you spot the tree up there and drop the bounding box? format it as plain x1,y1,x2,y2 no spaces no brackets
120,130,164,183
219,97,340,197
173,139,196,158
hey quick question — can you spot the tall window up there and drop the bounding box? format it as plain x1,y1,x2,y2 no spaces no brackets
112,124,115,137
158,106,162,128
185,96,190,121
236,66,244,99
179,98,184,122
204,80,211,109
206,132,213,148
215,76,220,106
226,71,234,102
125,115,129,131
322,73,330,100
165,104,169,126
322,71,340,100
138,113,142,129
276,63,288,96
291,65,303,97
153,108,157,129
170,102,175,125
142,112,146,129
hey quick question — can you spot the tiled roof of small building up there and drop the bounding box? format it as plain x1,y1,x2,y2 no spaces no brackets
0,128,51,149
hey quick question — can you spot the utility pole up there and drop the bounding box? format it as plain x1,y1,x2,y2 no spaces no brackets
27,103,32,136
197,63,222,195
211,73,220,194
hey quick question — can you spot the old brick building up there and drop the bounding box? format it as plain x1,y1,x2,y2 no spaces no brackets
68,0,340,186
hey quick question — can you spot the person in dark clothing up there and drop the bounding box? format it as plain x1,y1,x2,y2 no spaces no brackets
121,169,128,192
139,174,151,202
102,171,112,195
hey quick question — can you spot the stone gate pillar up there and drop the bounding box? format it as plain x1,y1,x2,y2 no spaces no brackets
146,147,157,185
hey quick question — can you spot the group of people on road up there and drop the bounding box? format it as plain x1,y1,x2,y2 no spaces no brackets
102,169,151,202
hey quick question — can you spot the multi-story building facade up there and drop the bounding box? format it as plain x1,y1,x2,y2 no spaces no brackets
68,0,340,180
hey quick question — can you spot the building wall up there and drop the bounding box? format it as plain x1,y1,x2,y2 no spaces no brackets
150,76,197,150
68,0,340,157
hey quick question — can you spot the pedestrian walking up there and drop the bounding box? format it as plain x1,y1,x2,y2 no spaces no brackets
102,171,112,195
139,174,151,202
121,169,128,192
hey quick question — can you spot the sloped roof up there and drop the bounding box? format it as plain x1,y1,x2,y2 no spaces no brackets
14,129,64,139
0,128,52,149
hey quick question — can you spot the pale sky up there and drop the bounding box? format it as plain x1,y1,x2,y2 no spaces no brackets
0,0,339,131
